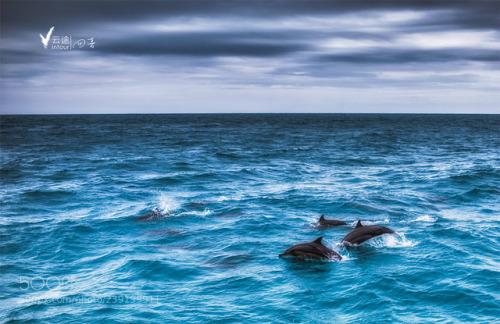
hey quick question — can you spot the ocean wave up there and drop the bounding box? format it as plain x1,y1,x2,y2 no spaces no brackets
367,233,417,248
182,201,208,210
136,172,169,180
340,201,387,215
139,228,186,236
185,209,213,217
337,157,386,166
152,176,183,185
215,195,245,203
259,183,294,195
348,218,390,227
204,253,254,269
126,156,153,161
135,172,185,185
216,208,244,217
448,166,499,183
436,209,498,222
215,152,243,160
21,188,77,199
452,187,500,202
411,215,437,223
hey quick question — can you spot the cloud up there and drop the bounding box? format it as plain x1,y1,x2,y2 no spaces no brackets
0,49,48,65
316,48,500,64
95,31,310,57
0,0,499,114
2,1,498,31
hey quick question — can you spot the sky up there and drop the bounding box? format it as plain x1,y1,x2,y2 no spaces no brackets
1,0,499,114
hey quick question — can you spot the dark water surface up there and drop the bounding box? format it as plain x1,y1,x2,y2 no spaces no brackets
1,114,499,322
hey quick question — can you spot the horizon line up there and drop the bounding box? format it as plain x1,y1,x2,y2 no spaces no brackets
1,112,499,116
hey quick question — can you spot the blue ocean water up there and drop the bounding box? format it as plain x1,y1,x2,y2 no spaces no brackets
1,114,499,323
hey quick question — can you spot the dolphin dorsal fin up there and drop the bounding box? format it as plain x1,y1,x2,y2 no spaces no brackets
356,220,363,228
319,215,325,221
312,237,323,245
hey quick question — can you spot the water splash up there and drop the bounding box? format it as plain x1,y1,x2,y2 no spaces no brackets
337,252,355,262
157,193,181,214
368,233,417,248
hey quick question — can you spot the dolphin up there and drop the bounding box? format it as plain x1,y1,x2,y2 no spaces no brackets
136,209,166,221
316,215,347,228
279,237,342,260
341,220,394,245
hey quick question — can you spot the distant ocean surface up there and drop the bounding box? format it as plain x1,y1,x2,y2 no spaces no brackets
1,114,499,323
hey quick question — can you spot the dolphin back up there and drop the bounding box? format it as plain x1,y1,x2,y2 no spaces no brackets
280,239,341,260
342,224,394,245
317,216,348,227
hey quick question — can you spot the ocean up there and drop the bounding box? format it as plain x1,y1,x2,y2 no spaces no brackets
1,114,499,323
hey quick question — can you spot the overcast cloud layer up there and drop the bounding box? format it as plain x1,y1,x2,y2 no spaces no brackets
1,0,499,114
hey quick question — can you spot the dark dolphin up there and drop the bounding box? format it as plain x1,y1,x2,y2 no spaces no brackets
279,237,342,260
341,220,395,245
136,209,166,221
316,215,347,228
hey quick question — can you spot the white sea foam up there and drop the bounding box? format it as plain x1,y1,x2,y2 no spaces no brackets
215,193,245,202
413,215,437,223
127,156,153,161
337,252,355,262
261,183,293,195
95,204,144,220
137,173,163,180
368,233,417,248
349,218,389,227
186,208,213,217
437,209,492,222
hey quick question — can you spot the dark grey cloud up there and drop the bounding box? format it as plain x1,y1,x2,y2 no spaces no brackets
400,6,500,33
1,0,498,33
96,31,311,57
317,49,500,64
2,1,498,58
0,49,48,64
